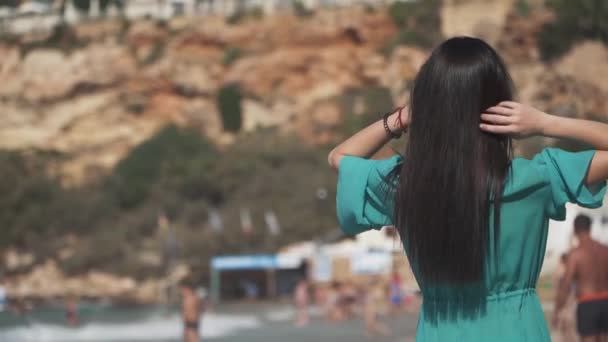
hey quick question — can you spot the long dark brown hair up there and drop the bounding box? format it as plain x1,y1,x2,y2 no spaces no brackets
395,37,513,286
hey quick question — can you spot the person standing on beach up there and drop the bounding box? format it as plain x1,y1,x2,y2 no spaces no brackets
554,214,608,342
180,279,202,342
389,271,403,313
364,278,391,338
553,253,577,342
326,282,344,322
294,279,310,327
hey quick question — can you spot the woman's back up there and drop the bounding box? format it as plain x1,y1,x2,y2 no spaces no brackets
328,37,608,341
336,148,606,341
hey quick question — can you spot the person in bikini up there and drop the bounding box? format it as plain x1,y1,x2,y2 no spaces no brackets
554,214,608,342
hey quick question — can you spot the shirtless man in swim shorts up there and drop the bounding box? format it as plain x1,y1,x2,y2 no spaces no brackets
180,279,202,342
554,214,608,342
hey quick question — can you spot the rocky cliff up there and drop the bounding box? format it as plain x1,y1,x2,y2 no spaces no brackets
1,3,607,183
0,8,423,184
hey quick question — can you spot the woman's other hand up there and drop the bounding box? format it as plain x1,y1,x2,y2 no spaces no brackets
480,101,549,138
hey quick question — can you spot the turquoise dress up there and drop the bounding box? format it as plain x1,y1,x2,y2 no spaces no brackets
336,148,606,341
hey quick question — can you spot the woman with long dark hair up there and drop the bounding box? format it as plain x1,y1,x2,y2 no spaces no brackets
329,37,608,341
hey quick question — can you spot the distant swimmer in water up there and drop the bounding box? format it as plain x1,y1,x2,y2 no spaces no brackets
180,277,202,342
554,214,608,342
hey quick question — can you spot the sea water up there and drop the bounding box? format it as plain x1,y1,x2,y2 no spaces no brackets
0,303,264,342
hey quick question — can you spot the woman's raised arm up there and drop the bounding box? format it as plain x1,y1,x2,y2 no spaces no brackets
328,108,408,170
480,101,608,185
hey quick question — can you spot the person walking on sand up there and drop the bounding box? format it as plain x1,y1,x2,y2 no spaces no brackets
364,278,391,338
554,214,608,342
329,36,608,341
294,279,310,327
553,252,577,342
326,282,344,322
389,271,404,313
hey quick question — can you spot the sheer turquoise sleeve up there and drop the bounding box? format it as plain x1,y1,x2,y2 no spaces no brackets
537,148,607,220
336,154,402,235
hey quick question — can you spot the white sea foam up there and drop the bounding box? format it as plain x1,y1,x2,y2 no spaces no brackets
0,312,261,341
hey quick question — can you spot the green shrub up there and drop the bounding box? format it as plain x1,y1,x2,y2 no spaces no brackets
363,86,395,117
338,86,395,135
248,6,264,19
538,0,608,61
20,23,85,56
227,10,245,25
99,0,124,14
62,230,126,275
380,28,436,56
72,0,90,13
0,0,18,7
514,0,531,17
227,6,264,25
293,0,314,17
217,84,243,133
537,22,578,62
110,125,217,209
385,0,441,51
388,0,440,30
141,42,165,65
0,150,115,253
223,46,244,66
116,18,131,43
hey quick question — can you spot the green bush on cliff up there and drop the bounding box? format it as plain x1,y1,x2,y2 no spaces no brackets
217,84,243,133
227,6,264,25
223,47,245,66
0,150,111,253
20,24,86,56
0,123,341,281
72,0,90,13
0,0,18,7
70,0,124,15
62,229,126,275
380,29,435,56
339,86,395,136
110,125,217,209
537,22,579,62
538,0,608,61
293,0,314,17
140,42,165,66
514,0,532,17
382,0,441,54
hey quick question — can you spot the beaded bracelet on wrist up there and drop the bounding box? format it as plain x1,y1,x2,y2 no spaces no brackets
383,112,402,139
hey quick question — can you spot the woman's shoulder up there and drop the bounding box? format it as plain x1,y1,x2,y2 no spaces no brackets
505,148,562,193
506,147,598,194
339,154,402,181
511,147,596,174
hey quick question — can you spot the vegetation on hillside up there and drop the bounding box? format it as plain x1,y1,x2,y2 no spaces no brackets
538,0,608,61
381,0,442,55
2,0,606,286
0,124,343,281
218,84,244,133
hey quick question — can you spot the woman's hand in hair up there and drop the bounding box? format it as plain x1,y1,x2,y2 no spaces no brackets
479,101,549,138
